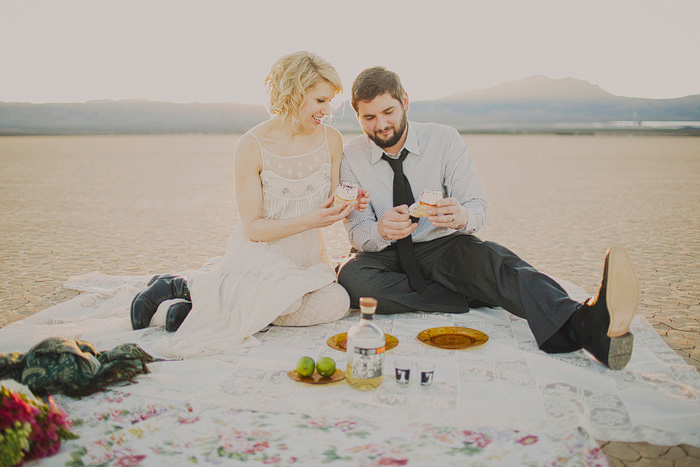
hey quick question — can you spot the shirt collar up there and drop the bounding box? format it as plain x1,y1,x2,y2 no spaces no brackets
369,121,420,164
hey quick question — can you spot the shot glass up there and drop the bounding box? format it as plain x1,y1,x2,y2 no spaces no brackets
418,361,435,386
394,359,412,385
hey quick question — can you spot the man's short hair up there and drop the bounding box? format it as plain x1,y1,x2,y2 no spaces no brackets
351,66,405,114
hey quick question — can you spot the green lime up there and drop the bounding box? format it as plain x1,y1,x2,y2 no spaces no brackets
316,356,336,377
296,356,315,377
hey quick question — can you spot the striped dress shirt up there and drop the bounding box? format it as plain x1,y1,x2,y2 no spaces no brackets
341,121,489,252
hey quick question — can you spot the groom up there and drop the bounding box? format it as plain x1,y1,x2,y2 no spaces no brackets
337,66,640,370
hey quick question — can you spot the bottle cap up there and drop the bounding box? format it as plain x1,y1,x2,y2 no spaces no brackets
359,297,377,313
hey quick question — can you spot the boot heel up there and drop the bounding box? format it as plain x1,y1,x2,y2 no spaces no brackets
607,332,634,370
165,301,193,332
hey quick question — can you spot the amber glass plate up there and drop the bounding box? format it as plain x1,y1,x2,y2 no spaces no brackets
417,327,488,349
326,332,399,352
287,369,345,384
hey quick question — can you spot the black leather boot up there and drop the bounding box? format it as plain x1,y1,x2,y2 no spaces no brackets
130,274,191,330
573,246,639,370
165,301,192,332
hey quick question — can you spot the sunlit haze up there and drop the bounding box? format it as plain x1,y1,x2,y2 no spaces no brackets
2,0,699,104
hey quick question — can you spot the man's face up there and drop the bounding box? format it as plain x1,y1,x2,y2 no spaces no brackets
356,92,408,149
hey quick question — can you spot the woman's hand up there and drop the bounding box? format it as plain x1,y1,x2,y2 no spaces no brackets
356,188,371,212
307,197,354,229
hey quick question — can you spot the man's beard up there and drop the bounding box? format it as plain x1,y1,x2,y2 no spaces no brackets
365,111,407,149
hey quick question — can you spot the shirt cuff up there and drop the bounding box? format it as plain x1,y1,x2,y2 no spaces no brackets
461,209,478,234
369,223,393,251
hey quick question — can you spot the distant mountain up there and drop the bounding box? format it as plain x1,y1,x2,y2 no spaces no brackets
2,77,699,135
443,75,613,102
0,99,269,135
409,76,700,130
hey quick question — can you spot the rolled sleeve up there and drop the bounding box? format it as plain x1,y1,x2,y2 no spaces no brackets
445,130,488,234
341,153,391,252
344,204,392,252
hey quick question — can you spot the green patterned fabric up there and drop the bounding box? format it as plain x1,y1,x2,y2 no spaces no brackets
0,337,155,397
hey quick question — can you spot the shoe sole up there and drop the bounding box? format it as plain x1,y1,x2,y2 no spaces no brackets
607,332,634,370
605,245,639,338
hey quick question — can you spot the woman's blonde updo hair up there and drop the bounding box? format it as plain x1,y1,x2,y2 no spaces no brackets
265,51,342,133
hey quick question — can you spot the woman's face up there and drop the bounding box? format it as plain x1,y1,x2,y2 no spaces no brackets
298,80,336,131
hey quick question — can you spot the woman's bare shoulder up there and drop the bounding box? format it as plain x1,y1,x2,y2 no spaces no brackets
235,131,263,170
326,125,344,155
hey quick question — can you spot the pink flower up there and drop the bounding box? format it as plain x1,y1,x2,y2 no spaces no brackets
177,416,200,424
516,435,538,445
114,454,147,466
262,456,282,464
334,420,356,431
461,430,492,449
377,458,409,466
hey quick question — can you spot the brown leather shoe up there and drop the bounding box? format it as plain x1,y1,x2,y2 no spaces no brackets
582,245,640,370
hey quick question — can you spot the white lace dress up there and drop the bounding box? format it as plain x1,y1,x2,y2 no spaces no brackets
152,127,349,358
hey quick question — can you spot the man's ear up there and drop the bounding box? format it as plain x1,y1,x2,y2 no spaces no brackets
403,92,410,112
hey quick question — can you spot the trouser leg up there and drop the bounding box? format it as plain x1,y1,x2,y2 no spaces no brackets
337,246,469,314
424,235,581,350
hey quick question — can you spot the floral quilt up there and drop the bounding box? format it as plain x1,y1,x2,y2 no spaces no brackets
48,389,606,466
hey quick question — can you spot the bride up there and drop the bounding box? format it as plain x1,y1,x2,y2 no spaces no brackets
131,51,368,358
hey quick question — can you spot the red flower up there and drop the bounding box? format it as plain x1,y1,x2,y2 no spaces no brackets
0,391,40,429
377,458,409,466
253,441,270,452
114,454,147,466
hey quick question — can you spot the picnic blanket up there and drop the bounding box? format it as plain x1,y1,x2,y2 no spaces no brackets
1,267,699,465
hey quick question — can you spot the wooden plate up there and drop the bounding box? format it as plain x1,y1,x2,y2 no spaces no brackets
287,369,345,384
326,332,399,352
417,327,488,349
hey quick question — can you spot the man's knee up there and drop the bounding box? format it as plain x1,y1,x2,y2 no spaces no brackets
338,255,383,285
337,257,359,288
337,257,391,307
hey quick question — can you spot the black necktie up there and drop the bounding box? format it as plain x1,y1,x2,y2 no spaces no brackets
382,149,427,293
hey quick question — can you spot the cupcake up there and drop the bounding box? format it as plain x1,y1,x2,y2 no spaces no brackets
333,182,359,207
409,190,442,217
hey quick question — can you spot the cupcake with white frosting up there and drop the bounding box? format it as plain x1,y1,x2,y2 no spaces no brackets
333,182,359,207
409,190,442,217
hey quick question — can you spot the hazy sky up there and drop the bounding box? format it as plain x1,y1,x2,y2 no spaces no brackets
2,0,699,104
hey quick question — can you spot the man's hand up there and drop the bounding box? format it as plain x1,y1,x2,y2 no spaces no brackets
428,197,469,230
378,205,418,241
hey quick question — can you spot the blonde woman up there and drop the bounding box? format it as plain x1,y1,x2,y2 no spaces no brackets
130,52,368,357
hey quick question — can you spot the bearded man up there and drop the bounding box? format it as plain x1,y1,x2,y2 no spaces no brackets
337,66,639,370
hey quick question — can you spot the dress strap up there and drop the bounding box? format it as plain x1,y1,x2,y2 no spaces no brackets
248,132,263,150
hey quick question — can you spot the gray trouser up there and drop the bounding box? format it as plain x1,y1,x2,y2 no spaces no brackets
337,234,583,352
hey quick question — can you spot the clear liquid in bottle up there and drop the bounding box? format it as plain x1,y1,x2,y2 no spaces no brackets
346,297,385,391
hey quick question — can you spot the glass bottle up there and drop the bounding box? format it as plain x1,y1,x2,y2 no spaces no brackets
346,297,385,391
